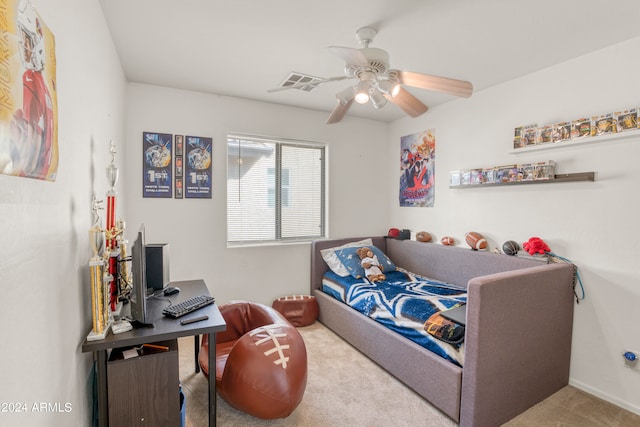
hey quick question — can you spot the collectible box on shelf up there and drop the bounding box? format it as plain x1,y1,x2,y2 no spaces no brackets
514,124,537,149
482,167,496,184
461,170,472,185
470,169,483,184
450,171,461,186
592,113,614,136
517,163,535,181
537,125,553,145
514,161,555,181
552,122,571,142
531,160,555,180
570,117,592,139
521,124,538,147
496,164,518,183
615,108,637,132
513,126,524,149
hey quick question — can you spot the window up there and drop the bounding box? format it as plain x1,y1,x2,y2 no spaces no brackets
267,168,289,207
227,134,326,245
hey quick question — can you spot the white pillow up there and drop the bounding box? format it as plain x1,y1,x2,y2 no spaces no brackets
320,238,373,277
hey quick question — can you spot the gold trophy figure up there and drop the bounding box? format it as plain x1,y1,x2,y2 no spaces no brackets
87,197,109,340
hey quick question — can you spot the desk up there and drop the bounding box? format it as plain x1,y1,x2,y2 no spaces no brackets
82,279,226,427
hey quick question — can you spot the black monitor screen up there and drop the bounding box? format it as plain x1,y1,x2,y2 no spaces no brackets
130,224,148,324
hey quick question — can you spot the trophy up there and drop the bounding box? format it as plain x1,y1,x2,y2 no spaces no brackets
89,197,105,260
106,141,119,193
87,197,109,340
106,141,120,312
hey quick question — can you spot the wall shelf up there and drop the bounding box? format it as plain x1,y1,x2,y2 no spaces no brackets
449,172,595,189
509,130,638,154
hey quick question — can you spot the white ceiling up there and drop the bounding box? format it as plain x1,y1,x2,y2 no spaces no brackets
99,0,640,123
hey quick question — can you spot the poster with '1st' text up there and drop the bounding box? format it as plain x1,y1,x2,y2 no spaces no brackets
142,132,172,198
184,135,212,199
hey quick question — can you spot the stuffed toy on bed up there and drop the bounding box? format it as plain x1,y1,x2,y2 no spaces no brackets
356,247,386,283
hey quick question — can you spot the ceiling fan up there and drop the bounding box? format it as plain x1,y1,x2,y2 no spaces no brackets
269,27,473,124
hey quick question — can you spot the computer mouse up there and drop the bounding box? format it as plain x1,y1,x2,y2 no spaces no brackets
163,286,180,296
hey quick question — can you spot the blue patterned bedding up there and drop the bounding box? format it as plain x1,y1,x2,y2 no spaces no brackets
322,268,467,366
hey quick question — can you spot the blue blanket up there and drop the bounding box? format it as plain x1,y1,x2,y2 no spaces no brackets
322,269,467,366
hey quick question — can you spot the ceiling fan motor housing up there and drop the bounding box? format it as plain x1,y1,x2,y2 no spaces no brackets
361,47,389,74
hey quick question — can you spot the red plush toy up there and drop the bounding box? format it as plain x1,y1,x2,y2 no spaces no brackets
522,237,551,255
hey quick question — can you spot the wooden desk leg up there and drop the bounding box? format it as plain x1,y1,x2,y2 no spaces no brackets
208,332,216,427
96,349,108,427
194,335,200,373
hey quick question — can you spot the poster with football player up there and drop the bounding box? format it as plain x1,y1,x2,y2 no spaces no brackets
142,132,173,198
399,129,435,207
184,135,212,199
0,0,58,181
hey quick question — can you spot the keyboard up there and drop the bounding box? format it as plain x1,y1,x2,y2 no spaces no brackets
162,294,215,318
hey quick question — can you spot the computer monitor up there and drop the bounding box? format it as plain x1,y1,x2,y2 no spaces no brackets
130,224,152,326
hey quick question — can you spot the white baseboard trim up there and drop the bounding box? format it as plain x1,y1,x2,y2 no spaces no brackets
569,378,640,416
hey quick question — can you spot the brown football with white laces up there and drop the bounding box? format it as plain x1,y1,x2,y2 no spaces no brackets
465,232,487,250
440,236,455,246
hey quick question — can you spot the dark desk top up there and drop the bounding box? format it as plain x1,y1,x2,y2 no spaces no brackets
82,279,226,353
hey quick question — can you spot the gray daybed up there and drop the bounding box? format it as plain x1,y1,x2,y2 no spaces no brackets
310,236,575,427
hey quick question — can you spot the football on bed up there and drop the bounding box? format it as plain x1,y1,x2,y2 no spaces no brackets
465,231,487,250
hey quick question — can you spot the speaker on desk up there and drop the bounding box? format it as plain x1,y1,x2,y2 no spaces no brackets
146,243,170,290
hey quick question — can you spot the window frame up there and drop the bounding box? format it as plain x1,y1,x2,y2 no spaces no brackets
226,133,327,247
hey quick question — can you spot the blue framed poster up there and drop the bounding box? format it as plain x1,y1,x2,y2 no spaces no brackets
142,132,173,198
185,135,212,199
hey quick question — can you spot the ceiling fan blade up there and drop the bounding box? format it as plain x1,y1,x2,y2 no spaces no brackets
385,87,428,118
395,70,473,98
328,46,368,67
267,75,348,93
326,99,354,124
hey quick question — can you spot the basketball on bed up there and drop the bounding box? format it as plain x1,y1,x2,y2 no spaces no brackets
440,236,455,246
465,232,487,250
502,240,520,256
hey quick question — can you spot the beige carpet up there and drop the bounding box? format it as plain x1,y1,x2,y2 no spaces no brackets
178,322,640,427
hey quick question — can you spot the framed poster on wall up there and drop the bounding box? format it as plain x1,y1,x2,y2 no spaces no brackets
142,132,173,198
399,129,435,207
0,0,58,181
184,135,212,199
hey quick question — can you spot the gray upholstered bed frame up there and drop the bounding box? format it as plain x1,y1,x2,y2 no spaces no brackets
310,237,575,427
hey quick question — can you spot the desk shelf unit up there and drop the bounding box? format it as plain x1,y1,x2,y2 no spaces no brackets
107,340,180,426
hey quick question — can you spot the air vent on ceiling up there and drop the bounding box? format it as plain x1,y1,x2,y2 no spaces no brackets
278,72,324,92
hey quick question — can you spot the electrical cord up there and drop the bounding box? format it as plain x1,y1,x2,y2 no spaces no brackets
547,252,585,303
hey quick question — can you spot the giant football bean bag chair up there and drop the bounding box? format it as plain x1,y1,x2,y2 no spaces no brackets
198,300,307,419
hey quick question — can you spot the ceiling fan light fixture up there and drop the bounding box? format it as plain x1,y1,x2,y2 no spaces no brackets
370,89,387,109
354,81,371,104
378,79,400,98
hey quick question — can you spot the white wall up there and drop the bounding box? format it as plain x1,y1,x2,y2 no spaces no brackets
0,0,126,425
390,36,640,415
123,83,390,305
2,1,637,422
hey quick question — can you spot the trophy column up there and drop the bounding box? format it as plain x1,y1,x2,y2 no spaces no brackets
87,198,110,341
105,141,120,314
